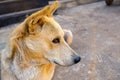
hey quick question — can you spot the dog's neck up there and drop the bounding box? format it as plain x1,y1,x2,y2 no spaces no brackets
10,51,56,80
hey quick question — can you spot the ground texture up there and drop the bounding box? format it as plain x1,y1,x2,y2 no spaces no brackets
0,1,120,80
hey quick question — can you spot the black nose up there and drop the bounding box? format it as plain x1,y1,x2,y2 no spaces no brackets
73,56,81,64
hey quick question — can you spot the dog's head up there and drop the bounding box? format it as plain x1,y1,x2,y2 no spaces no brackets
10,1,81,66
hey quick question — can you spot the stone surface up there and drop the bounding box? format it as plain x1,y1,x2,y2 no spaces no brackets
0,1,120,80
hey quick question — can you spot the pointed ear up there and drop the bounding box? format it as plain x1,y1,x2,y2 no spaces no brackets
25,1,58,24
46,1,59,16
25,16,49,33
24,1,59,33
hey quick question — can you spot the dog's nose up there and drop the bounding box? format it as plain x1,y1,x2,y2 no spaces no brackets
73,56,81,64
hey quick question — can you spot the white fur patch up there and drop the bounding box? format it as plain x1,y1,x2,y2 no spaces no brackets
11,58,40,80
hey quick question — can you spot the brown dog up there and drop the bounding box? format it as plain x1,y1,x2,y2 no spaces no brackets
1,1,81,80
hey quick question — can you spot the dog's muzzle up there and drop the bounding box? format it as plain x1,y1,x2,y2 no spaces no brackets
53,55,81,66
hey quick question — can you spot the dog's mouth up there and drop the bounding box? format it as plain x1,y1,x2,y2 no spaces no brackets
47,58,62,66
53,61,61,65
53,60,66,66
53,60,74,67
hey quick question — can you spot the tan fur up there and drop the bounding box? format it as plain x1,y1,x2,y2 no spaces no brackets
1,1,80,80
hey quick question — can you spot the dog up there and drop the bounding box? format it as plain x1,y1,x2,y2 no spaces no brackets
1,1,81,80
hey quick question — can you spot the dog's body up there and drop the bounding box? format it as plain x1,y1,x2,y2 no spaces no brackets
1,1,81,80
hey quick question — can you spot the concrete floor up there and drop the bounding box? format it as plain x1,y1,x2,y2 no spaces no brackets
0,1,120,80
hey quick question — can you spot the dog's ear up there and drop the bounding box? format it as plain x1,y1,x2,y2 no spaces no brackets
24,1,59,33
27,16,50,33
46,1,58,17
63,30,73,45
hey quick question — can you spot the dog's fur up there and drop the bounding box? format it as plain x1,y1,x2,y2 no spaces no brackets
1,1,80,80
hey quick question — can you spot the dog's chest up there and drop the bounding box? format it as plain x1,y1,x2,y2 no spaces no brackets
11,56,41,80
11,63,40,80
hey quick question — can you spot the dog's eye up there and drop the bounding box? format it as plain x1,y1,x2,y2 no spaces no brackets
52,38,60,44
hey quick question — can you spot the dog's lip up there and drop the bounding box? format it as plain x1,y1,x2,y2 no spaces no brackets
47,59,60,65
53,61,60,65
53,61,74,67
53,61,64,66
49,59,76,67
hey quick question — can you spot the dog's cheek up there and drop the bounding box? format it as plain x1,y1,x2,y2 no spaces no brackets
44,48,59,61
43,39,55,50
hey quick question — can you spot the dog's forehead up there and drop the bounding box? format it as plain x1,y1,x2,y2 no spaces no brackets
43,18,64,36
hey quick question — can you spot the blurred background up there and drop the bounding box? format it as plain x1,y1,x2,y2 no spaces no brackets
0,0,120,80
0,0,119,27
